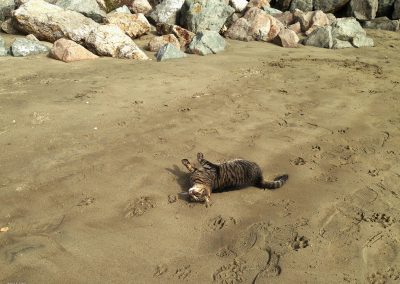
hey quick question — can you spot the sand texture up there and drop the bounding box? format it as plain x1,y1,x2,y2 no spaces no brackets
1,30,400,283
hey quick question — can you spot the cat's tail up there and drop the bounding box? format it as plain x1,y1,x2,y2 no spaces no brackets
261,174,289,190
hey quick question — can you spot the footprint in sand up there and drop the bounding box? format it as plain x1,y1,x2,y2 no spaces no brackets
291,233,309,251
206,216,237,232
125,196,156,218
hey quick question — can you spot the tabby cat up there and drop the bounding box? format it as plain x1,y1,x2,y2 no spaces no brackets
181,153,289,206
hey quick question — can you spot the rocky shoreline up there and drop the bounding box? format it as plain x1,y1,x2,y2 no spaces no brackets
0,0,399,62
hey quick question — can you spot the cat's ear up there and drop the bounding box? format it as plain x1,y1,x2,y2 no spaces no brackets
197,152,204,161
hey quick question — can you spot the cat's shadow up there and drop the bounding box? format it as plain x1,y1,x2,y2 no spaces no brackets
165,165,191,200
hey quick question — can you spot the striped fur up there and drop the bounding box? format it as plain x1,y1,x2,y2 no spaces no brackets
181,153,288,206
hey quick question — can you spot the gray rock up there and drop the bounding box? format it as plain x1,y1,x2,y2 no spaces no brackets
303,26,333,48
13,0,99,43
188,30,225,55
0,46,8,56
181,0,234,33
332,38,353,48
156,42,186,61
85,24,148,59
0,0,14,21
230,0,248,12
331,17,366,41
11,38,50,56
351,33,374,47
362,17,399,31
349,0,379,20
290,0,313,12
393,0,400,19
264,7,282,15
0,34,4,47
314,0,350,13
377,0,395,17
26,34,40,41
55,0,106,23
149,0,185,24
1,18,17,34
114,5,131,13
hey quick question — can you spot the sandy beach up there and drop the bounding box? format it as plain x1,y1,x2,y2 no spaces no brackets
1,29,400,283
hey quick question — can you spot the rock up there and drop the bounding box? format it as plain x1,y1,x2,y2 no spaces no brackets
274,28,299,47
188,30,225,55
290,0,313,12
11,38,50,56
0,34,4,47
224,12,241,29
13,0,99,43
326,12,337,24
293,9,313,31
349,0,379,20
156,42,186,61
393,0,400,19
273,11,295,26
147,33,180,51
351,33,374,47
247,0,270,9
156,22,194,47
105,12,150,38
264,7,283,15
225,7,281,42
362,17,399,31
331,17,366,41
181,0,234,33
0,0,14,21
113,5,131,13
85,24,148,59
1,18,17,34
131,0,152,14
288,21,301,33
274,0,292,10
377,0,395,17
50,38,98,62
230,0,248,12
149,0,184,24
303,26,333,48
332,38,354,48
305,10,330,35
26,34,39,41
0,35,7,55
313,0,351,13
55,0,106,23
103,0,135,12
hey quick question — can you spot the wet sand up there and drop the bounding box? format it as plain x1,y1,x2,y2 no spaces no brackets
1,29,400,283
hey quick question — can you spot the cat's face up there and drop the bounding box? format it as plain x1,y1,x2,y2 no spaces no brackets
188,184,207,202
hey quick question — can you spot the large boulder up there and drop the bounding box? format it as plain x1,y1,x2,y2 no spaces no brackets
273,28,299,47
305,10,330,35
55,0,106,22
0,0,14,21
352,33,374,47
188,30,225,55
156,22,194,47
348,0,379,20
180,0,234,33
147,33,180,51
313,0,351,13
105,12,150,38
393,0,400,19
10,38,50,56
85,24,148,59
290,0,313,12
12,0,99,43
225,7,281,42
303,26,333,48
331,17,366,41
362,17,399,30
149,0,184,24
50,38,99,62
376,0,395,17
156,42,186,61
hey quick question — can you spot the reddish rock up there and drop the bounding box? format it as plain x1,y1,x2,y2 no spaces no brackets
288,21,301,33
148,34,180,51
274,28,299,47
247,0,270,9
50,38,98,62
267,14,283,41
156,23,195,47
131,0,152,14
305,10,330,35
105,12,150,38
273,11,295,26
293,9,314,32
